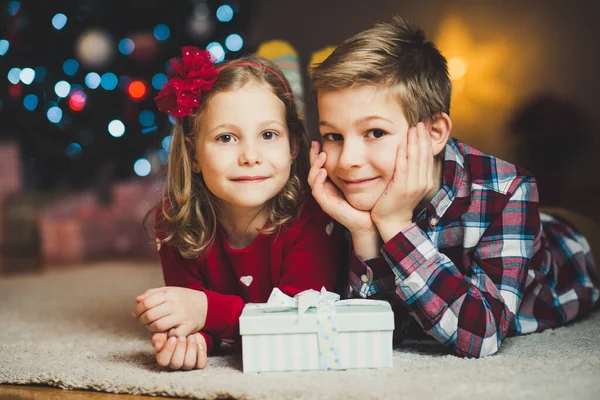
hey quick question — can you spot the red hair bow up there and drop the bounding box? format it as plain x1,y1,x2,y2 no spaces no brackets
154,46,218,118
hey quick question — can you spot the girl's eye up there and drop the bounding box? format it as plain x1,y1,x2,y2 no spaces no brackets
261,131,277,140
217,134,233,143
366,129,386,139
322,133,343,142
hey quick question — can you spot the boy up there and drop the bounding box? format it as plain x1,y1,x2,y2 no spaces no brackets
308,16,599,358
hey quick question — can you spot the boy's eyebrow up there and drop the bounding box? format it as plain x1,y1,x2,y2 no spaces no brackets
319,115,393,129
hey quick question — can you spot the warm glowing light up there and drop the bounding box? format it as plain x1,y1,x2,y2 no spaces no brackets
128,80,147,100
448,57,468,81
69,90,87,111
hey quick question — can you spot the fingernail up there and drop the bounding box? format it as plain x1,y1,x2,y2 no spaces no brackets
169,337,176,344
198,343,205,352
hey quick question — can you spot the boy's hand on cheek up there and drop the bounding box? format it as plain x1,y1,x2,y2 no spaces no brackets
308,141,375,235
371,123,435,242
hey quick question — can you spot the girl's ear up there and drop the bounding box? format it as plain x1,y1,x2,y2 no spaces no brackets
290,136,300,160
185,137,201,173
428,113,452,156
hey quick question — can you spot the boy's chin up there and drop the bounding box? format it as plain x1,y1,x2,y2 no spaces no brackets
344,193,378,212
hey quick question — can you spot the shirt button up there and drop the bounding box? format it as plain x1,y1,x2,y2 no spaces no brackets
360,274,369,283
430,217,438,226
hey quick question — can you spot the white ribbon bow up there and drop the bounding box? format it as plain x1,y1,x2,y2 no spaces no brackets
264,287,340,317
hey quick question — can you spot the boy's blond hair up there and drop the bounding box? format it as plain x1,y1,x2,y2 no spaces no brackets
311,16,451,125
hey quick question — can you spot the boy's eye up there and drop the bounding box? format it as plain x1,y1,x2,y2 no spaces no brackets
323,133,343,142
261,130,277,140
366,129,386,139
217,134,234,143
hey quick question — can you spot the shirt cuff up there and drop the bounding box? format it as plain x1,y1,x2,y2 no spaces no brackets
202,290,246,340
381,222,437,278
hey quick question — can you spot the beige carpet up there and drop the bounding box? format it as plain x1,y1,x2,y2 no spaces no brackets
1,262,599,400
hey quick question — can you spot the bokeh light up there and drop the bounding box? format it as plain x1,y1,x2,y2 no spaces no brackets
52,13,68,30
207,42,225,63
152,73,167,90
34,67,47,83
65,142,82,158
127,80,147,100
69,90,87,112
139,110,156,127
101,72,118,90
54,80,71,98
225,34,243,52
134,158,152,177
0,39,9,56
47,106,63,124
161,136,172,152
153,24,170,41
19,68,35,85
8,68,21,84
118,38,135,55
216,5,234,22
7,1,20,16
63,59,79,76
85,72,101,89
23,94,38,111
108,119,125,137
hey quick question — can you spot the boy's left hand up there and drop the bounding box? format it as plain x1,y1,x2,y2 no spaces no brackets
133,287,208,337
371,122,435,242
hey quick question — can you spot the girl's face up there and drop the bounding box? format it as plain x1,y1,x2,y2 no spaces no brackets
192,82,293,214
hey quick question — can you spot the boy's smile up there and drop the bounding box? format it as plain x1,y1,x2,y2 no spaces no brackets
317,85,410,211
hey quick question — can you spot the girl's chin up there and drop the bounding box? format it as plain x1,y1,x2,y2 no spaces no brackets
344,193,379,212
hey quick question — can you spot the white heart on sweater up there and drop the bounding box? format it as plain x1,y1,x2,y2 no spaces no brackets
325,222,334,236
240,275,253,287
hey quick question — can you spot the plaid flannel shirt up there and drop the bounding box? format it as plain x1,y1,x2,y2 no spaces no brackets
347,138,599,358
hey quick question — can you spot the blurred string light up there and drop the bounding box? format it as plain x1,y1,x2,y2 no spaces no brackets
55,81,71,98
157,149,168,165
161,136,172,151
139,110,155,127
207,42,225,63
152,73,167,90
47,106,63,124
188,1,213,40
119,75,132,91
225,34,243,52
118,38,135,55
108,119,125,137
63,59,79,76
34,67,46,83
101,72,118,90
216,4,233,22
7,1,20,16
85,72,101,89
52,13,67,30
0,39,9,56
20,68,35,85
134,158,151,177
153,24,170,41
127,80,147,100
69,90,87,111
65,142,82,158
142,126,158,135
168,115,176,125
8,68,21,84
23,94,38,111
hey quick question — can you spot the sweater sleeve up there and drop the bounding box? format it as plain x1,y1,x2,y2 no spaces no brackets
158,240,221,354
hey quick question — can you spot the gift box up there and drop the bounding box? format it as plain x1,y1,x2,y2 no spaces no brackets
239,288,394,373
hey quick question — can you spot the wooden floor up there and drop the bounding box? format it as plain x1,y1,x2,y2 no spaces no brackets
0,385,186,400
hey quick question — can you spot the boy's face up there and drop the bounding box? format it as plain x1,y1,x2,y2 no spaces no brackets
317,85,410,211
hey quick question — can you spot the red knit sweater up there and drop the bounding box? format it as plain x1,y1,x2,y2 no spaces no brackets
157,194,342,353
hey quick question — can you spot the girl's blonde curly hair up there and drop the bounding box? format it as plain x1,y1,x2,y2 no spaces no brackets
146,55,309,259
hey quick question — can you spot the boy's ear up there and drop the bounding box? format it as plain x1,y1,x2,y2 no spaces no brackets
428,113,452,156
185,138,201,173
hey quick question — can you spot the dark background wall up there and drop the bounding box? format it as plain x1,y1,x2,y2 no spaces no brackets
246,0,600,210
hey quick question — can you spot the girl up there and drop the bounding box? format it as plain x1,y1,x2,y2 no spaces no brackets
132,47,341,370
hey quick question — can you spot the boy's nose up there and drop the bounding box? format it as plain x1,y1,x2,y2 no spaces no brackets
338,140,363,169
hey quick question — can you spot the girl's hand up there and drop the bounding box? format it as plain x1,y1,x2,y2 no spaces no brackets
371,123,435,242
154,333,208,370
133,287,208,337
308,141,375,235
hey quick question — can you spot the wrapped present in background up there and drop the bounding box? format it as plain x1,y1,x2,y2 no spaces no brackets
239,288,394,373
0,141,23,249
